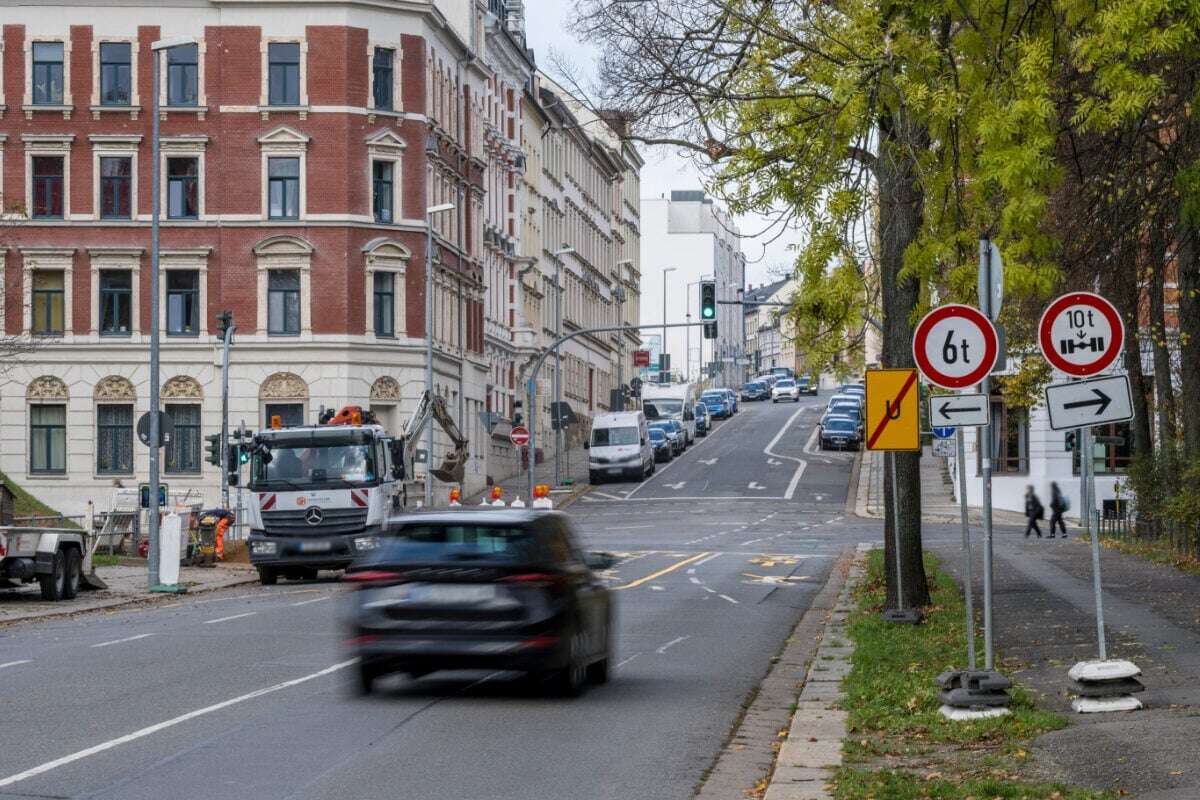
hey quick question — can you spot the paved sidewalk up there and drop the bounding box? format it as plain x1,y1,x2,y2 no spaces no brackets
0,562,258,626
855,446,1026,525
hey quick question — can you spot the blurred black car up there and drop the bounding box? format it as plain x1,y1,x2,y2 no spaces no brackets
819,417,862,451
740,381,768,401
648,427,673,462
648,420,685,455
345,510,615,697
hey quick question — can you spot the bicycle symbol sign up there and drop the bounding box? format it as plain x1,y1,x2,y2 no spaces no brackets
912,304,999,389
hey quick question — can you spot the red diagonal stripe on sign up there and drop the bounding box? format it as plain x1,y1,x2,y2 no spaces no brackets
867,371,918,450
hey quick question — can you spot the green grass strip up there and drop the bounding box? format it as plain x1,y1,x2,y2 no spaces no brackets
833,766,1107,799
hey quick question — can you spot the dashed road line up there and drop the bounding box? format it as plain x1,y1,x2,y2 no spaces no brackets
718,594,740,605
656,636,689,655
0,660,32,670
203,612,258,625
91,633,155,649
290,596,331,607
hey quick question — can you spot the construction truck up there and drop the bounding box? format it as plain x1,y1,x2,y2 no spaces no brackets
245,393,467,585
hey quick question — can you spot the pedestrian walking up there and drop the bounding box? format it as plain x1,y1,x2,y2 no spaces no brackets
1048,481,1068,538
1024,485,1044,538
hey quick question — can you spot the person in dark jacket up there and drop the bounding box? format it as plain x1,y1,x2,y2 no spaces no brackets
1048,481,1068,538
1024,485,1044,538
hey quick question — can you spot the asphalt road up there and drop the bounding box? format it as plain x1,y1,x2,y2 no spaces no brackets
0,396,874,800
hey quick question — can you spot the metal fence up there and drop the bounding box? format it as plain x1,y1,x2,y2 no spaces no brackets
1097,515,1200,560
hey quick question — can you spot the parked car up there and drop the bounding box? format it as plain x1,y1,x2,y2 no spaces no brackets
839,384,865,398
722,388,739,413
819,417,862,450
755,374,778,389
772,379,800,402
701,390,731,419
586,411,655,484
649,420,685,455
648,427,674,462
741,381,769,402
345,509,615,696
822,404,863,434
826,393,862,412
797,375,819,395
693,402,711,437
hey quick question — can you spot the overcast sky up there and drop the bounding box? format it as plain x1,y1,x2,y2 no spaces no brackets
521,2,803,289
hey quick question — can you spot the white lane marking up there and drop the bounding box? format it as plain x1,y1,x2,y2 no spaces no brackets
605,524,654,531
616,654,640,668
202,612,258,625
767,458,782,465
581,495,791,502
0,659,357,790
650,585,665,591
698,458,718,466
91,633,155,649
656,636,690,655
589,491,624,500
694,552,723,567
0,660,32,670
803,424,823,455
290,596,330,607
664,482,687,490
719,594,740,605
742,537,765,546
702,586,717,594
686,568,696,574
624,408,742,499
765,406,809,500
689,577,702,585
747,481,766,491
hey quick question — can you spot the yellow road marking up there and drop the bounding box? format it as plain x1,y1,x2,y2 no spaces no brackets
612,552,712,591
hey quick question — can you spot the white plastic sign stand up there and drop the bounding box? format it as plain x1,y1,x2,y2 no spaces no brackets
158,512,182,586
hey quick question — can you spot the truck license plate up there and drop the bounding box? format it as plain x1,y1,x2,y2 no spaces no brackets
298,540,332,553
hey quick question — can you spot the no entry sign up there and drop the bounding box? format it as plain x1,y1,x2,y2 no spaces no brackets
912,304,999,389
509,426,530,447
1038,292,1124,377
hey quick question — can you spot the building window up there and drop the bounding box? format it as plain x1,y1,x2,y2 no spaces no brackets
167,270,199,335
32,156,64,218
167,157,199,219
96,404,134,474
31,271,65,336
268,42,301,106
1073,421,1132,476
99,270,132,336
373,48,394,110
165,403,201,473
32,42,65,105
264,402,304,428
267,270,301,335
166,44,199,106
99,42,132,106
99,156,132,219
267,157,300,219
979,400,1028,474
30,404,67,474
372,161,394,223
374,271,395,337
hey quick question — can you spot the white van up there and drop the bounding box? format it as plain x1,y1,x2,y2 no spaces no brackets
586,411,655,483
641,383,697,444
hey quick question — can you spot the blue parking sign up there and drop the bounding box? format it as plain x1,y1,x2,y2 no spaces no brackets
932,426,955,439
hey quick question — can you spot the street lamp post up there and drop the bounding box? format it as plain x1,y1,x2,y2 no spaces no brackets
424,198,456,507
147,36,194,590
551,245,575,486
661,267,676,382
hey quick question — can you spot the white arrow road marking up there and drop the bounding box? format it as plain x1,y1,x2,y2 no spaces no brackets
698,458,718,465
767,458,782,465
766,407,809,499
0,659,358,789
747,481,766,491
665,482,687,490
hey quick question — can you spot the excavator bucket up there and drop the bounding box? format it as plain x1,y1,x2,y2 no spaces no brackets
431,450,467,483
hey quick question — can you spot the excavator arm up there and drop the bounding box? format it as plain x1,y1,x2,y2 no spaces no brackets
399,391,469,484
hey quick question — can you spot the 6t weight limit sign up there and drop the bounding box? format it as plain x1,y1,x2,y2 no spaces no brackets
912,304,999,389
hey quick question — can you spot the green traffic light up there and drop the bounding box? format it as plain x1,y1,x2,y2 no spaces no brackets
702,308,715,319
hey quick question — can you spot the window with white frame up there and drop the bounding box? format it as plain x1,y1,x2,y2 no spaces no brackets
254,235,312,337
24,134,73,219
160,248,210,337
257,126,309,220
366,129,404,223
31,41,65,105
89,248,141,338
21,248,74,337
261,39,307,108
158,136,207,219
363,239,408,339
94,40,138,109
91,134,141,220
163,43,201,108
30,404,67,474
370,46,399,112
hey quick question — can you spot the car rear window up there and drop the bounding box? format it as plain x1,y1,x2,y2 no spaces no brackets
648,428,666,441
378,525,542,562
825,419,856,432
702,392,723,401
776,380,795,388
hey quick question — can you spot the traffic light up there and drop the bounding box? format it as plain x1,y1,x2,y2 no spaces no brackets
703,322,717,340
700,280,716,321
205,433,223,466
217,310,234,339
1065,431,1076,451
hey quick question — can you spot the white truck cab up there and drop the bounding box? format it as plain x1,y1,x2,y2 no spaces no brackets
641,383,697,444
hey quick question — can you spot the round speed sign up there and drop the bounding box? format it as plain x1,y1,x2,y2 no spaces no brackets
912,304,999,389
1038,292,1124,377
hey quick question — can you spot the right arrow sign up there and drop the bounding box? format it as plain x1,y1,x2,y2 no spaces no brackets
928,393,989,428
1044,374,1134,431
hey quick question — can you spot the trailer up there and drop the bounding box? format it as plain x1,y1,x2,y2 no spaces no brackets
0,526,91,601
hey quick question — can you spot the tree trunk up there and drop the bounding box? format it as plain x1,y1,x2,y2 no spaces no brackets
1149,217,1178,448
876,110,930,609
1178,224,1200,459
1110,245,1153,460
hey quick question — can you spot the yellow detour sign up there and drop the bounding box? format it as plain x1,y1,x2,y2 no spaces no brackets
864,368,920,451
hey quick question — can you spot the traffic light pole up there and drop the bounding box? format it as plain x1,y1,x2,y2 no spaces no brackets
219,314,235,510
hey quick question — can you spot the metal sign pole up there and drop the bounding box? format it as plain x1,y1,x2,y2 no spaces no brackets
978,239,996,670
956,426,977,669
891,451,905,610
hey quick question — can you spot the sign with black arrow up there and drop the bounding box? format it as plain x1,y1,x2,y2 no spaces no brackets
928,393,989,428
1045,374,1134,431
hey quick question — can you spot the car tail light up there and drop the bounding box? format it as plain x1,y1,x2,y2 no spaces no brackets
519,634,560,650
343,570,407,585
344,634,381,646
501,572,568,591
